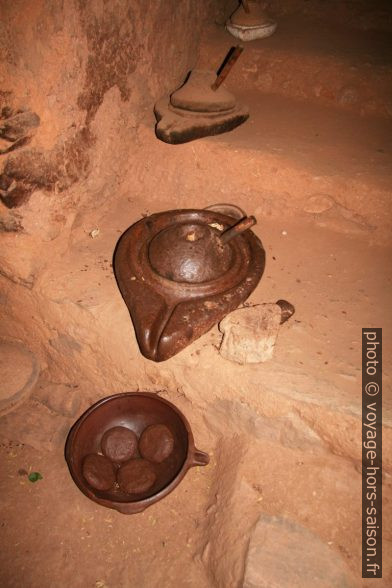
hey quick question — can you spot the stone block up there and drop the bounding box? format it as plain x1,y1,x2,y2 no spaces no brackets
244,514,356,588
219,304,282,364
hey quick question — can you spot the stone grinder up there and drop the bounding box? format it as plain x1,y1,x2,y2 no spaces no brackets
227,1,277,42
114,209,265,361
154,46,249,144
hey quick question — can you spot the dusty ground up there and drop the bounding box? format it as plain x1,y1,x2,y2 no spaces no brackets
1,2,392,587
1,210,391,587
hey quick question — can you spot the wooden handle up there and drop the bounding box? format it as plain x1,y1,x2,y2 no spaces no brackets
220,216,256,244
211,45,244,91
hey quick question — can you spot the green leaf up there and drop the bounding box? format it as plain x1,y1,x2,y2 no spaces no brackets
28,472,43,483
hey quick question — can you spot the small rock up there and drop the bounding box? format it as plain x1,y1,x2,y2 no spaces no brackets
303,194,335,214
243,514,356,588
276,299,295,324
219,304,282,364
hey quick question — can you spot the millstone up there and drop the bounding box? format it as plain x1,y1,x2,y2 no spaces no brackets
114,209,265,362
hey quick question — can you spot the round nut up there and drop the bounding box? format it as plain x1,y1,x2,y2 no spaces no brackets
117,459,157,494
82,453,116,491
139,424,174,463
101,426,138,463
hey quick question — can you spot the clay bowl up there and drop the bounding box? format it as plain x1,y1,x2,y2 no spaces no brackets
65,392,209,514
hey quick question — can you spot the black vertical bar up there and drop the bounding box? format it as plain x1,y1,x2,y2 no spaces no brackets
362,328,382,578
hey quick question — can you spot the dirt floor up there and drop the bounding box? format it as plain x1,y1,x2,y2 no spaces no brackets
1,3,392,588
1,210,391,587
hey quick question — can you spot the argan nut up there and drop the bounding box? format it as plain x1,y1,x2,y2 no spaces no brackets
117,459,157,494
101,426,138,463
82,453,116,491
139,424,174,463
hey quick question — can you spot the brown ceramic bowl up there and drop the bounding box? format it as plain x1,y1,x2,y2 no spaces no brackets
65,392,209,514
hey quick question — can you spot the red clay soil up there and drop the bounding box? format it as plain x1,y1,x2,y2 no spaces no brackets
0,2,391,588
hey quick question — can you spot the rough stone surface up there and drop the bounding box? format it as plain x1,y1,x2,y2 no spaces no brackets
255,412,325,451
243,514,356,588
219,304,282,364
0,0,216,206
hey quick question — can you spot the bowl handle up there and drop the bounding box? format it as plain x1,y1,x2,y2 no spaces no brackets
114,503,147,515
191,448,210,467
